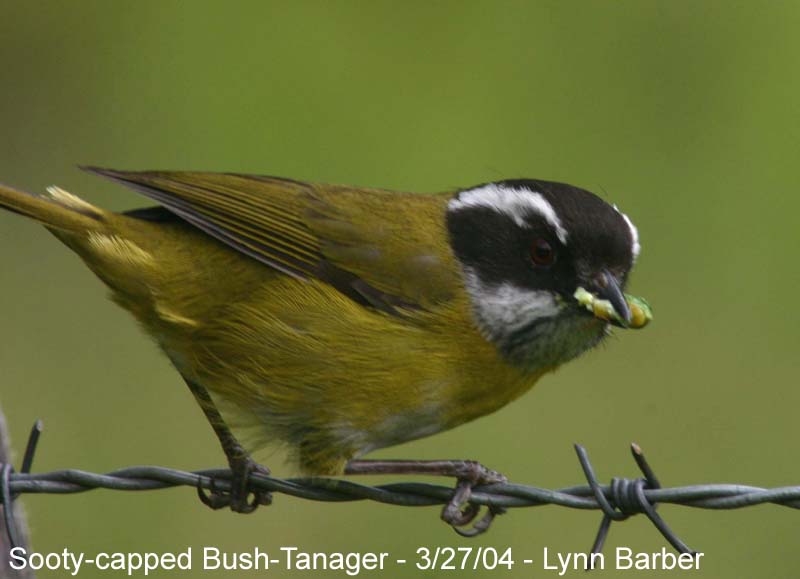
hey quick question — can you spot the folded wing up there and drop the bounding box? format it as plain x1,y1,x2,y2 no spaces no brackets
84,168,459,315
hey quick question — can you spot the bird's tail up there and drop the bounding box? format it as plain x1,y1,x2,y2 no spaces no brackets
0,182,105,232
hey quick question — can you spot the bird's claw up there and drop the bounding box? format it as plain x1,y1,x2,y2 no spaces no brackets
440,462,507,537
197,457,272,513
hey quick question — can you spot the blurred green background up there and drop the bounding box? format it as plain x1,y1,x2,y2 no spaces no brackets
1,1,799,577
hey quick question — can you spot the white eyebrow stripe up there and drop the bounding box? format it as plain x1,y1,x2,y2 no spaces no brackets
614,204,641,262
448,183,568,244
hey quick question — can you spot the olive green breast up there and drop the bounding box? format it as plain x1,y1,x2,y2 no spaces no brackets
59,210,541,474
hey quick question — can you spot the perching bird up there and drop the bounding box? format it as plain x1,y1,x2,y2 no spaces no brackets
0,169,649,532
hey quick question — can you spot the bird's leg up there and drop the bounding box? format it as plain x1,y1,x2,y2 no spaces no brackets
344,459,507,536
182,377,272,513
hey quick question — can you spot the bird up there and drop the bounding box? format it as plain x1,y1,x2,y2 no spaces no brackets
0,169,650,532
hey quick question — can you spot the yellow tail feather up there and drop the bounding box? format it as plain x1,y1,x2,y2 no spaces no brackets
0,182,104,232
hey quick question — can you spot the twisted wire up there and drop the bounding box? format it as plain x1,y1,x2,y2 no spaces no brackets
4,421,800,558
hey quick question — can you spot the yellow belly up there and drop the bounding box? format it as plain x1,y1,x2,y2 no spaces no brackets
62,217,545,475
156,275,543,474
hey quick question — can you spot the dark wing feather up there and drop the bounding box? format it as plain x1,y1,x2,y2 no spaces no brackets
85,168,321,280
83,167,459,314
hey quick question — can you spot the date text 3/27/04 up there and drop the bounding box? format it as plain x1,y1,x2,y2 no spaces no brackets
416,547,703,573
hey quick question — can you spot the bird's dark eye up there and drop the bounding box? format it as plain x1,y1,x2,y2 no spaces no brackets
530,238,556,267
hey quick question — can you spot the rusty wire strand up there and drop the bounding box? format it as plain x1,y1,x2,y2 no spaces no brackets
3,421,800,560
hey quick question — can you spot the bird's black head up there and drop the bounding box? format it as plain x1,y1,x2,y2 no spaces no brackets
446,179,645,368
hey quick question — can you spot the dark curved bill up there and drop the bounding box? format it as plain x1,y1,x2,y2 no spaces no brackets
595,271,632,326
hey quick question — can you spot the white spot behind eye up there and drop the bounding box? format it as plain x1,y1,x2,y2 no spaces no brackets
449,183,568,244
613,204,641,262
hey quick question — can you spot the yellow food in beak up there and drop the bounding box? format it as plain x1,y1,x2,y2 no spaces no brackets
574,287,652,329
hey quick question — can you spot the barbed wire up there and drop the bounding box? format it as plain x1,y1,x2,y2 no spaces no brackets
3,420,800,563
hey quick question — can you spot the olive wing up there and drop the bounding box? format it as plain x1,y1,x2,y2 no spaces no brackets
84,168,460,314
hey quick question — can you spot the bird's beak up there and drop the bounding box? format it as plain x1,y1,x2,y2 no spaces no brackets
573,270,652,329
594,270,631,325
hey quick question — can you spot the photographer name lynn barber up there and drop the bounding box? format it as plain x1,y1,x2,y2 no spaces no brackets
7,545,704,576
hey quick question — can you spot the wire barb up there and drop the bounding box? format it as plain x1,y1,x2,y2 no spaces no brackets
2,422,799,555
1,420,42,551
575,443,694,568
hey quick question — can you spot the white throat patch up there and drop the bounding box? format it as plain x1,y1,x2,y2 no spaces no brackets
448,183,569,244
462,267,563,342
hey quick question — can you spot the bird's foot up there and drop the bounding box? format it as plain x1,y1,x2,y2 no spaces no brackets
440,461,508,537
198,456,273,513
344,458,507,535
